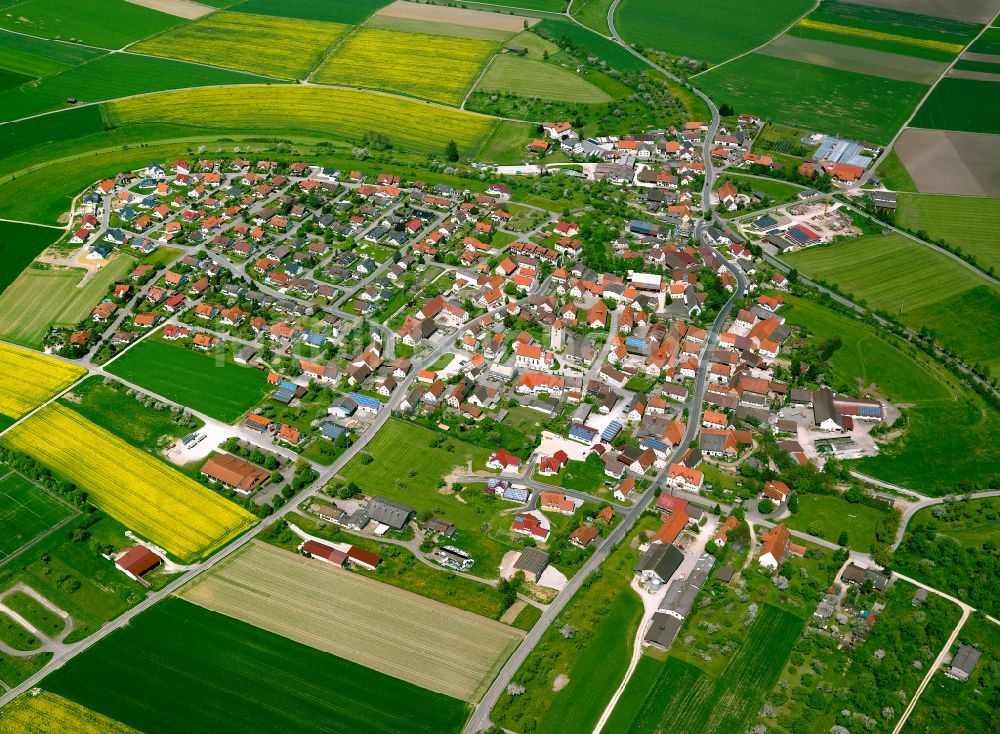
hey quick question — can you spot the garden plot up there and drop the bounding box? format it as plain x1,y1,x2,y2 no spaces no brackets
177,541,523,701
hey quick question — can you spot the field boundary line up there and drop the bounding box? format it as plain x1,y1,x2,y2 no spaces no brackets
863,7,1000,182
0,26,115,53
302,22,359,83
462,53,499,110
0,470,81,569
689,0,819,78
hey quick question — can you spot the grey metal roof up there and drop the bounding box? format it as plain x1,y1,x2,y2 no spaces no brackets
365,496,414,529
513,547,550,577
644,612,682,649
636,544,683,583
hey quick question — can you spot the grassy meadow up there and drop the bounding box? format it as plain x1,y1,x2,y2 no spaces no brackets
0,258,136,348
0,31,104,80
896,193,1000,273
476,55,612,102
131,11,349,80
105,337,272,423
233,0,391,23
781,296,999,495
783,493,893,551
43,598,469,734
783,232,1000,374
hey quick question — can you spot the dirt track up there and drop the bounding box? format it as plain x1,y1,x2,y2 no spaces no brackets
124,0,214,19
374,0,537,30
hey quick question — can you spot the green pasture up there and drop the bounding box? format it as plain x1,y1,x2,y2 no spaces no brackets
896,194,1000,273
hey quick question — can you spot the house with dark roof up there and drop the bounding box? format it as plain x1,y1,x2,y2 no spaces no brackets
635,543,683,586
513,547,550,582
364,496,414,530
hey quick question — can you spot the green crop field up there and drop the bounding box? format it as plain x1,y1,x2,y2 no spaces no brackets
105,337,271,423
0,105,105,166
313,27,498,105
131,11,349,80
910,77,1000,134
0,31,104,80
0,52,279,123
969,26,1000,55
476,55,611,102
178,541,523,701
104,86,498,156
783,232,1000,373
0,257,135,348
787,0,977,62
607,604,803,734
0,222,62,294
0,0,185,48
470,0,566,11
781,296,999,496
42,598,469,734
696,53,926,143
0,472,75,561
784,494,892,551
616,0,814,64
233,0,390,23
896,194,1000,273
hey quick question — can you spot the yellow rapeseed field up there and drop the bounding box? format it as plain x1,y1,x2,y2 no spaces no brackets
105,85,498,156
0,342,85,421
0,692,143,734
796,19,965,55
2,404,256,562
131,11,349,80
313,27,499,105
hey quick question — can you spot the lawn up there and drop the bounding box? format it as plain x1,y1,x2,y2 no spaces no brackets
475,55,612,103
0,691,143,734
0,222,62,294
537,453,609,493
477,119,535,164
0,472,76,562
493,515,655,733
58,376,204,455
339,419,518,575
0,0,185,48
783,232,1000,373
104,86,499,157
105,337,272,423
784,493,893,551
569,0,612,34
233,0,390,23
2,404,257,563
131,11,349,80
616,0,814,64
3,590,65,637
902,614,1000,734
43,598,469,734
896,193,1000,274
910,77,1000,134
0,258,135,348
0,52,279,123
873,149,917,192
696,52,927,143
313,27,498,105
178,541,522,701
606,604,804,734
